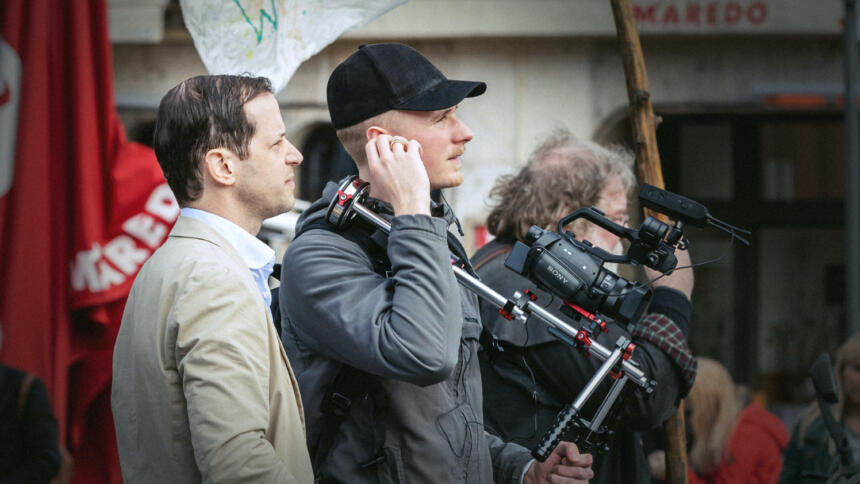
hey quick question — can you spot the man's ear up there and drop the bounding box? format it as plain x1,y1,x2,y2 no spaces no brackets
366,125,390,141
203,148,237,187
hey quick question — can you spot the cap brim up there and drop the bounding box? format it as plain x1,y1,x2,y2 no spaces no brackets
395,79,486,111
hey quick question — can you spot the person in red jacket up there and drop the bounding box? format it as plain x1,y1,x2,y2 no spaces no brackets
653,357,789,483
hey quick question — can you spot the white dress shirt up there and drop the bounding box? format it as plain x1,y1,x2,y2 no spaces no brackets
179,207,275,312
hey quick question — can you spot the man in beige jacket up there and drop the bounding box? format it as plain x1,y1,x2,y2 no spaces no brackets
111,75,313,483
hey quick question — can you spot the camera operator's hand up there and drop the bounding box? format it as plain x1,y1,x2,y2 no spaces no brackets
647,450,666,481
523,441,594,484
365,134,431,216
647,248,694,300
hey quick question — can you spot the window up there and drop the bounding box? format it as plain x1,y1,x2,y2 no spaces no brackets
298,123,355,201
657,111,846,400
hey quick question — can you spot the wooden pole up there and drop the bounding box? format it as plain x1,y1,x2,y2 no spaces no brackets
608,1,688,483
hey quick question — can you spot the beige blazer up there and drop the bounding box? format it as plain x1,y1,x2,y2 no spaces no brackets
112,216,313,483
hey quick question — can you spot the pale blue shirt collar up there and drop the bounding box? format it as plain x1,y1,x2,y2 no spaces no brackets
180,207,275,311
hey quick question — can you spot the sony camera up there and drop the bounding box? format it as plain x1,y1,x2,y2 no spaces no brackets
503,184,724,327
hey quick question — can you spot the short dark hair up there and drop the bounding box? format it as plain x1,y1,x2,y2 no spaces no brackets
486,130,636,243
153,75,273,205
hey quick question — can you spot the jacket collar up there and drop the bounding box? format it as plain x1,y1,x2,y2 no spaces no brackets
178,207,274,271
305,178,465,236
364,195,463,235
169,215,247,271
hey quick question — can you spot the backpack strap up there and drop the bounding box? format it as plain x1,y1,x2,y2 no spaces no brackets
297,216,391,276
471,239,514,272
314,364,377,471
17,372,36,419
269,263,282,336
470,240,515,363
293,215,389,472
270,285,282,337
446,230,479,277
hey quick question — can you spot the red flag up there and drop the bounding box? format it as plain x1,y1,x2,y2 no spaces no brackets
0,2,176,482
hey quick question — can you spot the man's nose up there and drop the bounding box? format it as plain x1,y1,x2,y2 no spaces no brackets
456,117,474,143
286,143,303,165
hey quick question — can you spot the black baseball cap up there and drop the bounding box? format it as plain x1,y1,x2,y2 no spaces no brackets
327,43,486,129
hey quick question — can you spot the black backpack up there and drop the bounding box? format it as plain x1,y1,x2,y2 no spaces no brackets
271,214,390,473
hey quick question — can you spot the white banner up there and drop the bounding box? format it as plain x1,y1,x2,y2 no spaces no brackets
0,36,21,197
180,0,407,94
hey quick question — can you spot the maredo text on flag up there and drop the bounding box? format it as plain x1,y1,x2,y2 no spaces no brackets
70,183,178,308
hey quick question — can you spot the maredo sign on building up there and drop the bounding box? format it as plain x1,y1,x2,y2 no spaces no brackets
634,2,768,28
347,0,848,38
626,0,846,34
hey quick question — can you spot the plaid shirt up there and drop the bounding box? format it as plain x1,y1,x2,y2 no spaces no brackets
632,312,697,396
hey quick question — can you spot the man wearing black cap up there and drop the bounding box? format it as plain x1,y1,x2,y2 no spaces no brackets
279,43,594,483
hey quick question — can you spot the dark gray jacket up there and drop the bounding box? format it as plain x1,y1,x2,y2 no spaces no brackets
280,181,533,483
473,238,695,484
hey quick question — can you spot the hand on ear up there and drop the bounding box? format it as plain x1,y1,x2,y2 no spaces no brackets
363,126,430,216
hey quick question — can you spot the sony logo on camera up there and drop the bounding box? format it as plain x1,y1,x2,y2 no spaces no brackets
545,264,569,285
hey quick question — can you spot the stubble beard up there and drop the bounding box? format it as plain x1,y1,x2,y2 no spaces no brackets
238,183,294,223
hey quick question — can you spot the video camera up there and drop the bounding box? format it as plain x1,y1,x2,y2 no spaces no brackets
503,183,747,327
